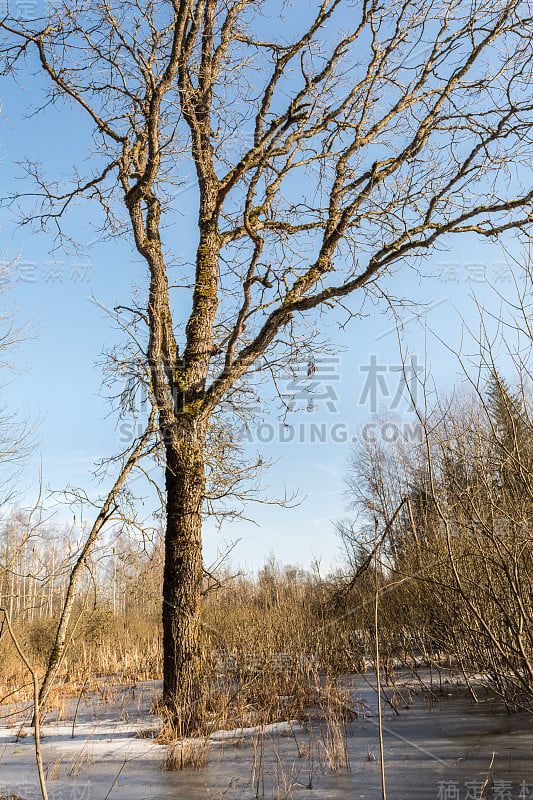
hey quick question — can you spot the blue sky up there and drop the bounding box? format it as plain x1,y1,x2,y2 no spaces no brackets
0,9,527,574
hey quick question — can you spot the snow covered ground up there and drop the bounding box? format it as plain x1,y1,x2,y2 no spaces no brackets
0,672,532,799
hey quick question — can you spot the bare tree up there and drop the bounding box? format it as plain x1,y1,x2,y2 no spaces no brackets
3,0,533,729
0,254,35,504
343,256,533,709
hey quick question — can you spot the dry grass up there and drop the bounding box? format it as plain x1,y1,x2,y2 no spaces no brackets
0,557,412,739
0,559,386,798
0,796,27,799
164,738,208,770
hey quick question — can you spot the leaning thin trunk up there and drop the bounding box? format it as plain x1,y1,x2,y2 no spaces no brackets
162,432,205,734
37,412,155,718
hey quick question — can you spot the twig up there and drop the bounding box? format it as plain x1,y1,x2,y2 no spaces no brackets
0,608,48,800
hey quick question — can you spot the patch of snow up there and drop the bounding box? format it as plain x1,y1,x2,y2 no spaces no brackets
208,719,298,741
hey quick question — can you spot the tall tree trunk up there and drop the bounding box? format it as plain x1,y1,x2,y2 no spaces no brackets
162,429,205,733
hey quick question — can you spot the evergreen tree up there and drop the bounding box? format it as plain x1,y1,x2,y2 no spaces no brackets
485,371,531,509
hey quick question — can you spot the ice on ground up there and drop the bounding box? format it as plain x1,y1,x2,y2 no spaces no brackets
0,671,532,800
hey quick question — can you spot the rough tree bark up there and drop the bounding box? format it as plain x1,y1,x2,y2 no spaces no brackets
162,434,206,721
